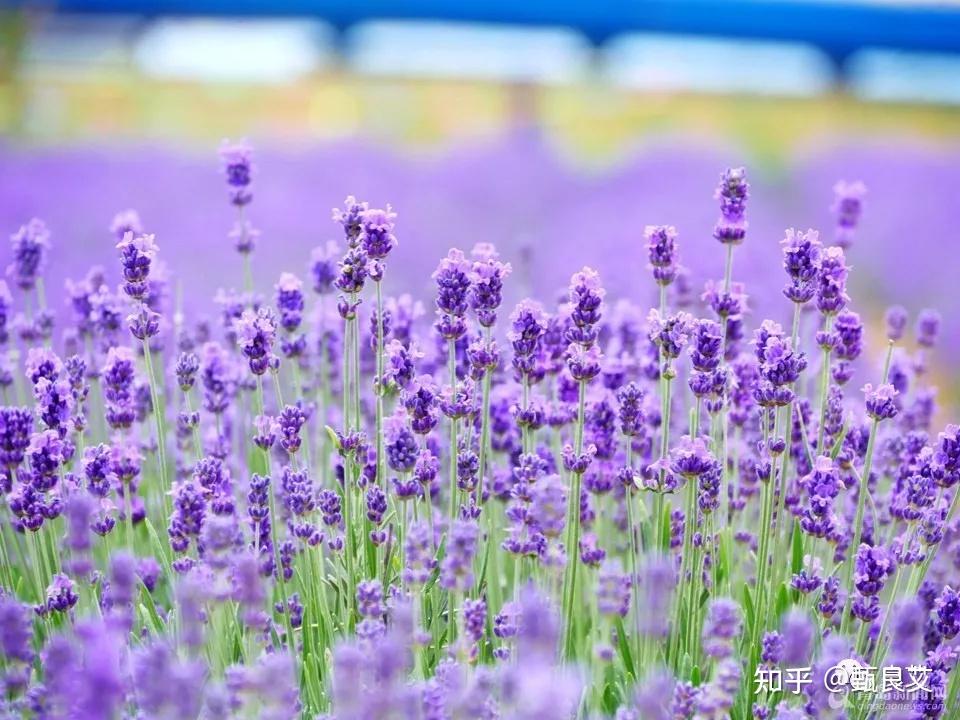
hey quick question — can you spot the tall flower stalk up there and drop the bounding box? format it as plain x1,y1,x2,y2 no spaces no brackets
116,231,169,513
560,267,603,660
646,224,680,553
433,249,471,520
333,195,368,621
220,140,257,293
469,243,510,503
359,205,398,496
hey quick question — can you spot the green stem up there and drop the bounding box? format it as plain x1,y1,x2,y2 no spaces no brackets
375,280,385,489
562,379,587,660
655,369,674,552
868,538,909,664
184,390,203,462
239,205,254,296
141,336,171,518
907,487,960,596
815,316,834,454
624,443,642,676
750,411,775,652
28,529,47,604
722,243,734,294
767,305,803,609
475,326,494,507
256,377,295,651
342,316,351,433
476,367,492,505
840,418,879,636
350,293,363,442
675,469,699,669
448,340,459,521
342,455,356,629
0,502,15,591
124,482,135,553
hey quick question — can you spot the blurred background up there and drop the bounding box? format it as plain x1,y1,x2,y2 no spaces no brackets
1,0,959,392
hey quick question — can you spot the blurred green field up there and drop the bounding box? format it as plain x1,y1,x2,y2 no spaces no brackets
3,57,960,170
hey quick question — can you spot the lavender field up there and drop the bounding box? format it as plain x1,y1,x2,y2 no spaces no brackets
0,135,959,719
1,135,959,372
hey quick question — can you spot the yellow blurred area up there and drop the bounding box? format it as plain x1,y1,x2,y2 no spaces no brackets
3,67,960,164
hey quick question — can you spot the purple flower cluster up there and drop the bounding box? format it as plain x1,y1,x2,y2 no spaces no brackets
713,166,749,245
220,140,254,208
8,219,50,291
832,180,866,248
0,152,956,720
646,225,679,287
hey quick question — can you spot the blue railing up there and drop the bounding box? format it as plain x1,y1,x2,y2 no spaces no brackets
11,0,960,63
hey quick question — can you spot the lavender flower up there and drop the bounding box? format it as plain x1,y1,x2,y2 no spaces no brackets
529,473,567,538
40,573,79,615
176,351,200,391
277,405,307,454
816,246,849,316
131,641,206,718
669,435,716,479
116,231,158,301
597,561,630,617
616,381,645,437
713,166,748,245
385,415,418,473
359,206,397,262
440,519,478,591
779,609,813,666
637,554,675,637
334,246,368,300
333,195,368,246
885,305,908,342
462,597,486,646
383,338,420,391
110,209,142,240
0,280,11,344
760,631,783,665
236,308,278,375
275,273,305,333
780,228,822,304
357,579,384,619
853,543,896,596
832,179,866,248
317,487,341,528
566,267,605,348
648,309,693,362
103,346,137,429
916,308,941,348
702,598,741,659
433,249,472,341
311,240,340,295
0,595,33,662
509,299,546,381
799,455,840,539
469,243,511,328
565,343,602,382
220,140,253,207
646,225,678,287
934,586,960,640
8,218,50,291
64,491,95,576
0,406,33,472
403,521,436,586
863,382,899,421
832,309,863,384
402,375,440,435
